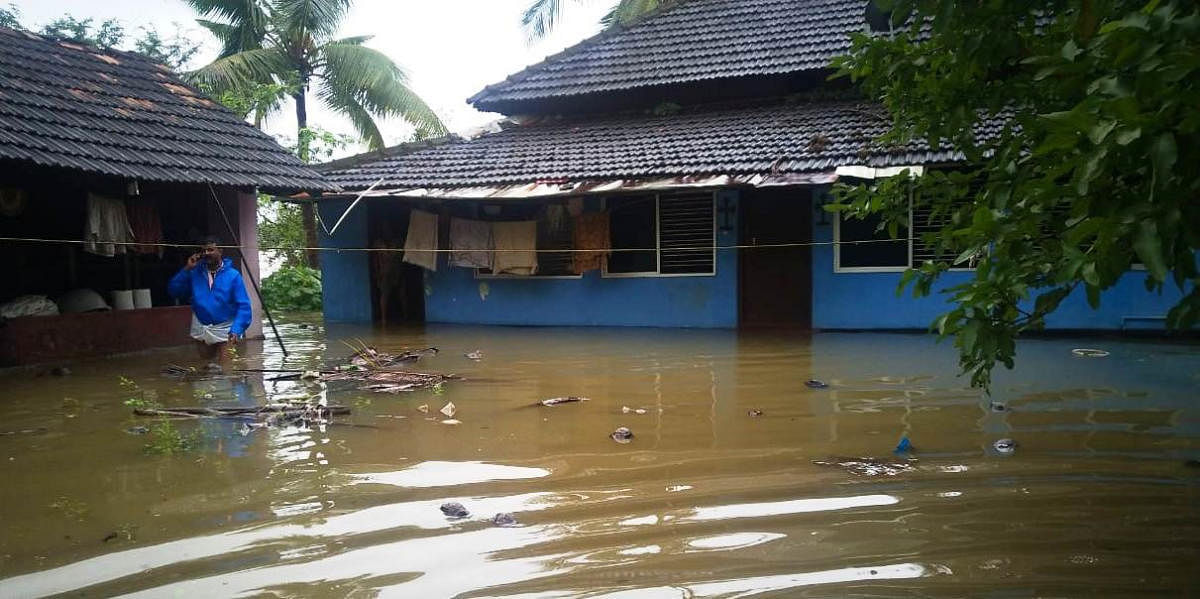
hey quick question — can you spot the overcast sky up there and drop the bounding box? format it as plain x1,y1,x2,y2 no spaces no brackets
13,0,609,155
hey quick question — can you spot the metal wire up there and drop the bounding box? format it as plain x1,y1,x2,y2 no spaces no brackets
0,236,914,253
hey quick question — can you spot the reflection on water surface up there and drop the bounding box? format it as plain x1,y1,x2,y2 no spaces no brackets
1,319,1198,597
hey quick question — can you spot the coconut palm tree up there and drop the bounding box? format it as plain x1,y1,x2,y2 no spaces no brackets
521,0,678,40
187,0,446,266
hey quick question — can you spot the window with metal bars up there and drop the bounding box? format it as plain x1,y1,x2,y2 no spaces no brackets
606,192,716,277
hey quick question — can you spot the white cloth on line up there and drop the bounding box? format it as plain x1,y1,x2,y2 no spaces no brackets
190,315,232,345
403,209,439,271
449,217,494,269
492,221,538,275
84,193,133,257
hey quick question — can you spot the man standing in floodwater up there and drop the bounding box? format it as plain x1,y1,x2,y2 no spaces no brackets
168,236,253,361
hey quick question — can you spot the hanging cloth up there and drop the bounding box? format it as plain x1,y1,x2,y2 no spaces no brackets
84,193,133,257
492,221,538,275
449,218,494,269
125,197,163,256
402,209,439,271
572,211,611,274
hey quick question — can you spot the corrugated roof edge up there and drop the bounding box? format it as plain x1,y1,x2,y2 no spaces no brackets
467,0,704,108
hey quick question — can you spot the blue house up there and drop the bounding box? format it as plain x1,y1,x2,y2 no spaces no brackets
315,0,1184,331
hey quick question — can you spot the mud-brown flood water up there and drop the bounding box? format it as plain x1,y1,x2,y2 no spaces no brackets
1,318,1199,597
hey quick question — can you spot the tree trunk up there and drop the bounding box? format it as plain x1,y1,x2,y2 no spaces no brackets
294,90,320,269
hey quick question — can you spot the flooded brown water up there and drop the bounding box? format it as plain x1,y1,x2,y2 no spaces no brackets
2,317,1199,597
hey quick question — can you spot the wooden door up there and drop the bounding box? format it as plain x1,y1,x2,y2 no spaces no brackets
738,188,812,328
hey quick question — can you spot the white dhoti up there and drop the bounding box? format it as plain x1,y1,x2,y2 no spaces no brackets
190,315,233,345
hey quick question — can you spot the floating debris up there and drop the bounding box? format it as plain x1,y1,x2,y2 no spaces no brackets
993,438,1017,455
894,436,913,454
465,350,484,361
539,397,589,407
124,426,150,435
1071,348,1110,358
620,406,648,415
813,457,915,477
747,409,764,417
492,513,519,527
328,370,460,394
440,502,469,518
441,419,462,425
440,402,457,418
805,379,829,389
346,342,439,369
989,402,1009,413
417,404,430,414
299,370,322,382
610,427,634,444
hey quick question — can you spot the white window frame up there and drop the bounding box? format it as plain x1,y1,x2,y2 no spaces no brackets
834,196,976,273
602,192,717,279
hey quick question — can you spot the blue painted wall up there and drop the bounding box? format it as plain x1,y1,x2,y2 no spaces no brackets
424,193,739,328
318,198,373,323
809,210,1191,331
318,188,1189,331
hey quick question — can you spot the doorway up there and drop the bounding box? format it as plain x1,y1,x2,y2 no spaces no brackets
366,200,425,325
738,187,812,328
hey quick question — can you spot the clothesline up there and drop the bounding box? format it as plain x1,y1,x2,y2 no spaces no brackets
0,235,919,253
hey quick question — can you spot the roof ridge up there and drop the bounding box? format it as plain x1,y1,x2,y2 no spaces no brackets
467,0,705,107
0,25,160,67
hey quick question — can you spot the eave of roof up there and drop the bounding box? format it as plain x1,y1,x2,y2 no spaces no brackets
321,97,979,196
0,27,337,195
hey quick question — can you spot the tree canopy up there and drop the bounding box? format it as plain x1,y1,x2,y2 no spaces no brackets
832,0,1199,388
187,0,446,156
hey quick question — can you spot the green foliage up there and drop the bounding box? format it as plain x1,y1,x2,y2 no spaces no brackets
257,195,306,267
187,0,447,153
144,419,201,456
39,16,125,49
832,0,1200,389
120,376,161,411
521,0,679,40
133,25,203,70
0,3,19,29
262,265,323,311
202,80,297,127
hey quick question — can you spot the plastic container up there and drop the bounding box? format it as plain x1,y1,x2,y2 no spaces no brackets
111,289,134,310
133,288,152,309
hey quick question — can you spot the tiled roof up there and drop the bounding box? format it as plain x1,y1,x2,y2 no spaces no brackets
0,27,336,194
324,98,975,191
470,0,867,111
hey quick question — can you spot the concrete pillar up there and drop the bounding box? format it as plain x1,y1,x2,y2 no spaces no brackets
239,190,264,339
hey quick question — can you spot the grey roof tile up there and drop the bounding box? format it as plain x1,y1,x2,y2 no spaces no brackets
324,99,982,191
470,0,868,110
0,27,336,194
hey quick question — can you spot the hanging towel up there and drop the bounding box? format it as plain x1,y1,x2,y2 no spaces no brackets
402,209,439,271
84,193,133,257
572,212,611,274
449,217,494,269
492,221,538,275
125,197,163,255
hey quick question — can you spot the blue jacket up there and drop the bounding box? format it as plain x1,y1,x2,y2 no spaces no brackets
168,257,253,337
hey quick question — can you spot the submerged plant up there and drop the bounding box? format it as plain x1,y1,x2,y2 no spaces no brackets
119,376,160,411
143,418,201,456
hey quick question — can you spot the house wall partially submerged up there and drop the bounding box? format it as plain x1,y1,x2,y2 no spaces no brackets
318,187,1188,332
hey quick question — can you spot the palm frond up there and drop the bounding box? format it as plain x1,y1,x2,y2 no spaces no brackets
316,78,385,149
521,0,569,41
274,0,351,40
317,42,447,140
601,0,670,28
188,46,290,91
